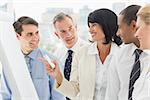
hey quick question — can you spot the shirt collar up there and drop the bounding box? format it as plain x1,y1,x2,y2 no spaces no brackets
109,43,120,55
143,49,150,55
87,42,98,55
126,43,138,56
64,38,85,54
87,42,120,55
26,48,40,60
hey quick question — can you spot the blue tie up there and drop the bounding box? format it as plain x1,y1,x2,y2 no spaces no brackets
25,56,32,75
128,49,143,100
64,50,73,100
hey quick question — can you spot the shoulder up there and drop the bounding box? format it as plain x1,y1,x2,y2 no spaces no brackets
141,54,150,74
78,38,88,46
75,42,93,57
38,48,50,55
79,43,91,52
115,43,136,59
111,42,121,53
54,45,66,54
38,48,57,60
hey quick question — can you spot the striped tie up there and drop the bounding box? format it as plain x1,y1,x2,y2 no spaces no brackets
128,49,143,100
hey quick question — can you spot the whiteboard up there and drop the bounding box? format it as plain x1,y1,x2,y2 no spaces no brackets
0,12,39,100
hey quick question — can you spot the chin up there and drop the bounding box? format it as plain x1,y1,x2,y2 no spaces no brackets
66,43,74,48
139,45,146,50
124,42,131,44
139,47,145,50
31,46,38,50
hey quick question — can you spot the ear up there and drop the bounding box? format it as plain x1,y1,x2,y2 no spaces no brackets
130,20,137,31
16,33,20,39
54,32,60,39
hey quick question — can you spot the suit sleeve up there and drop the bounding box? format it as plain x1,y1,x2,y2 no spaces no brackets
55,51,80,99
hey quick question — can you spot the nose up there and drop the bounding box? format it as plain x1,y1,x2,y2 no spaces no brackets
134,31,139,38
32,34,39,40
65,32,72,37
116,30,121,37
88,27,93,33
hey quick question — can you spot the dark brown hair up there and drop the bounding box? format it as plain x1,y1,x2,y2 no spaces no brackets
13,16,38,35
119,5,141,25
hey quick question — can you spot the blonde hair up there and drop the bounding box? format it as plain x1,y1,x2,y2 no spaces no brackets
137,4,150,25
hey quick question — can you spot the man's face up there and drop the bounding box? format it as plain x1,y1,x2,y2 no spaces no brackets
117,15,137,44
17,24,40,54
54,17,78,48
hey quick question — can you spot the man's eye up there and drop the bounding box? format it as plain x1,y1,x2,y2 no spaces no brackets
27,33,33,36
36,31,39,35
60,30,66,33
69,26,73,30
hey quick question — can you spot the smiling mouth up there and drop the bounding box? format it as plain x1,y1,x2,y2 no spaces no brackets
66,37,74,41
121,37,124,40
91,33,96,37
30,42,38,45
137,37,141,40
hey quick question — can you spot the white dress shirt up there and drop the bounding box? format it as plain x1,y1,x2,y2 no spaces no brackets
132,50,150,100
105,43,138,100
93,42,120,100
54,38,87,72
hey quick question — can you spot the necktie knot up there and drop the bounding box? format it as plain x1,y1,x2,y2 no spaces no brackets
25,56,30,64
68,50,73,55
25,56,32,73
134,49,143,60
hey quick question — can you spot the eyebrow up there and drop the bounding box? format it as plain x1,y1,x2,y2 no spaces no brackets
26,30,39,34
59,29,66,33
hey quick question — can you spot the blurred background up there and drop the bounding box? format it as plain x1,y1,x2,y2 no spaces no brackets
0,0,149,53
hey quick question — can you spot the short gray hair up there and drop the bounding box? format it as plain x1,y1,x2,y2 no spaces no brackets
53,12,73,26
